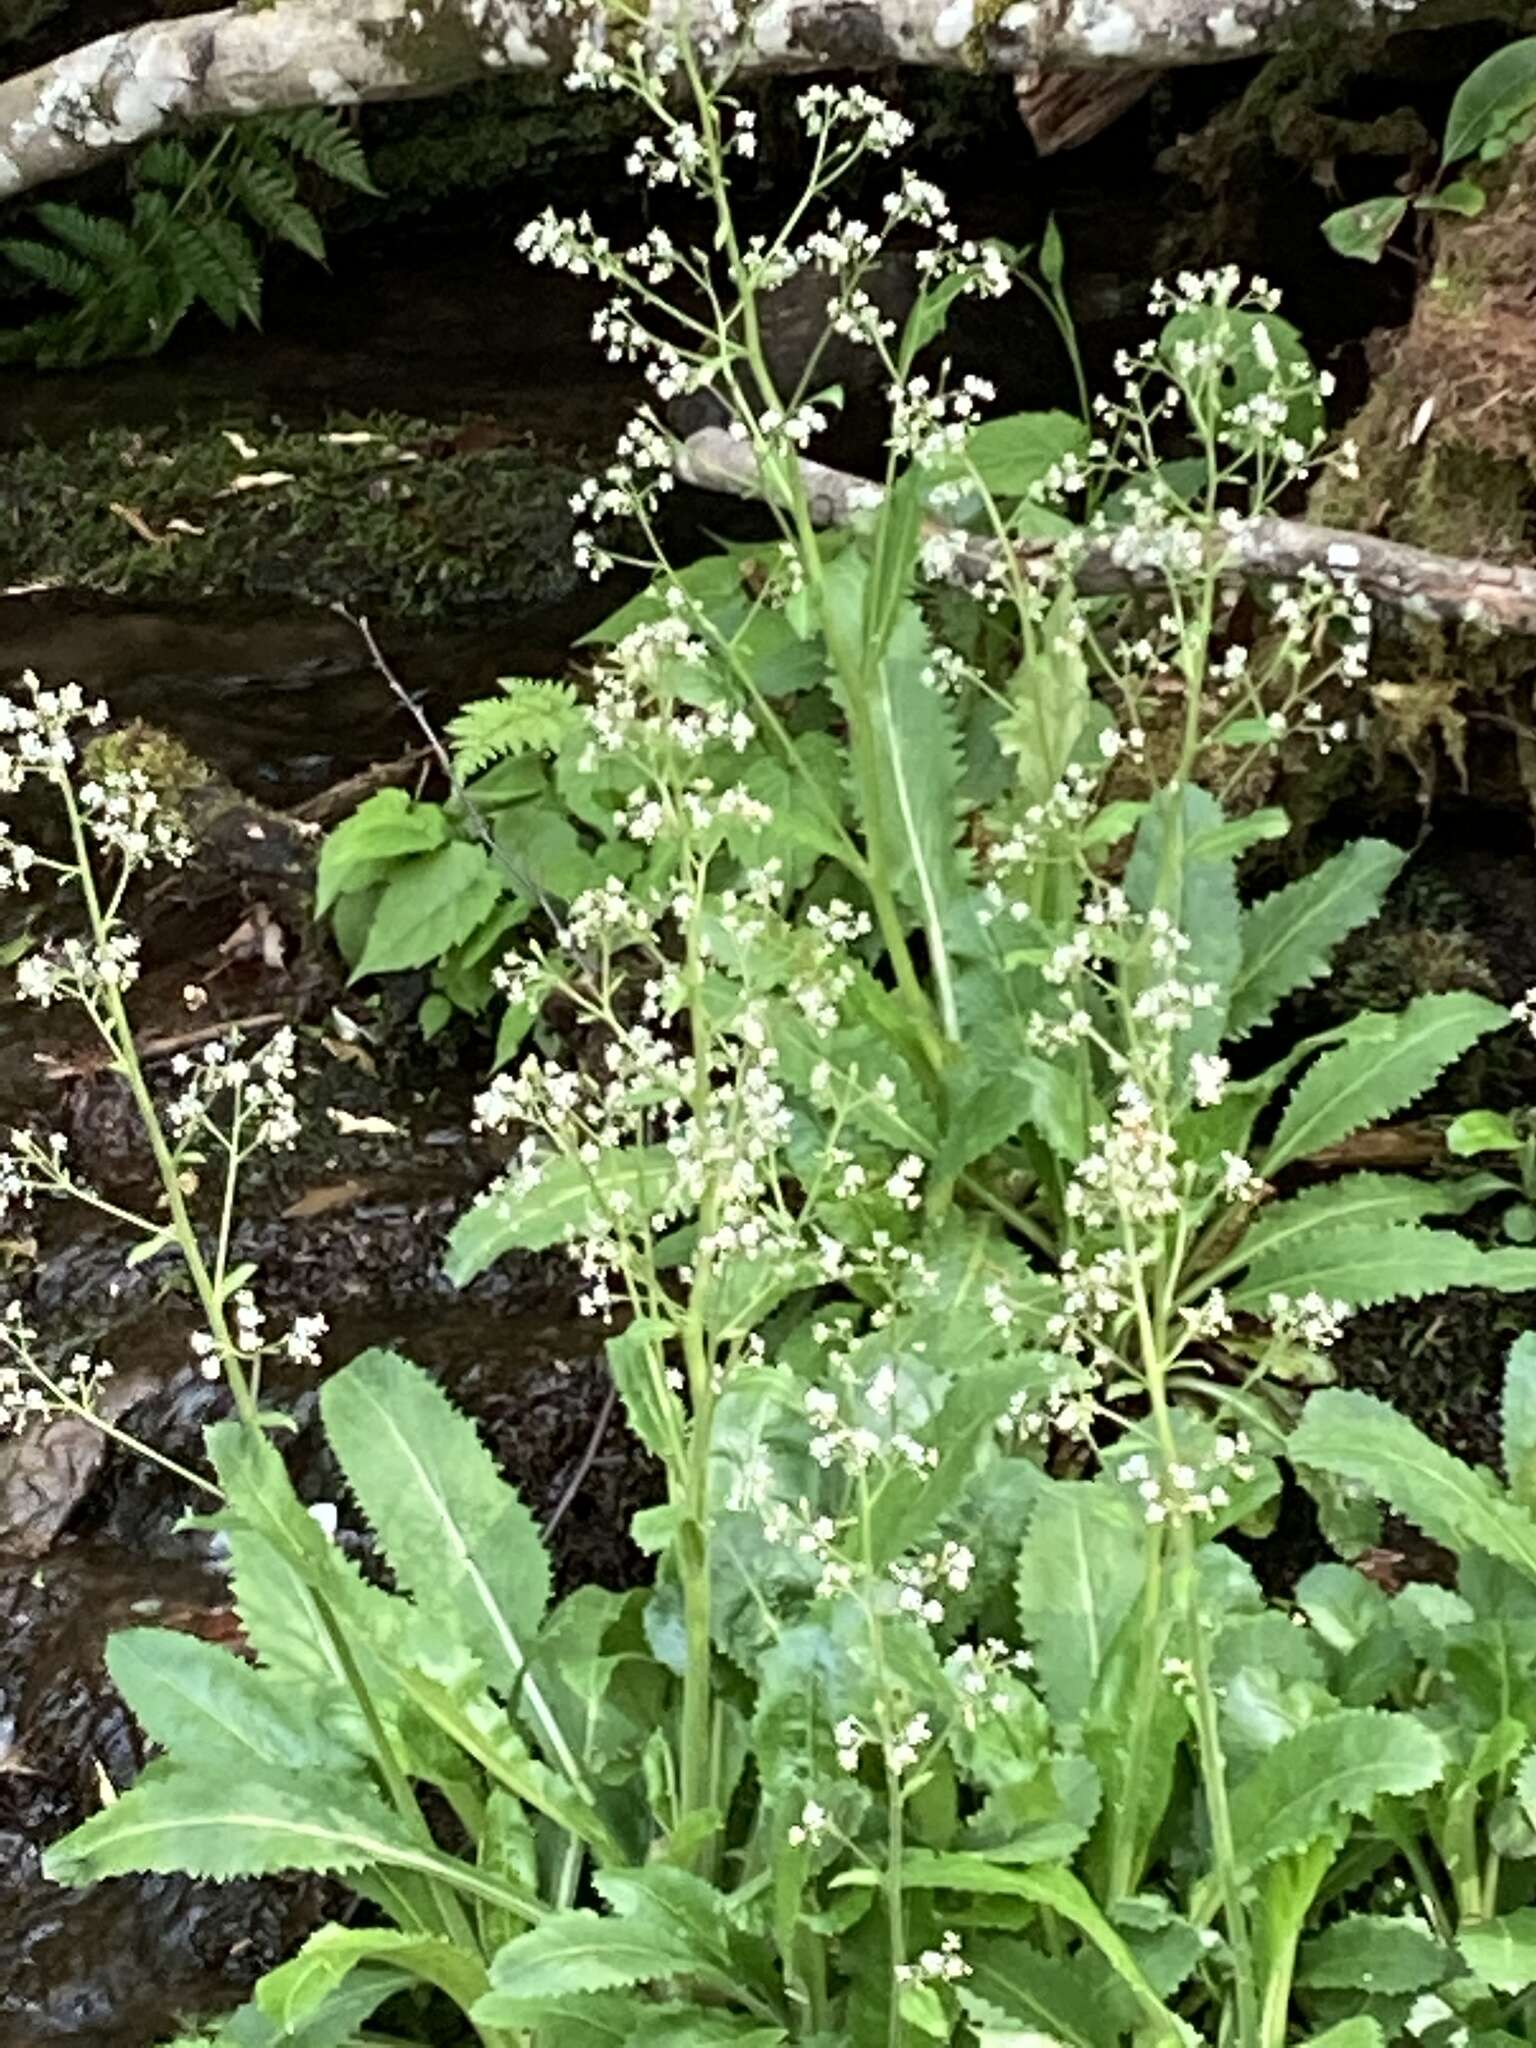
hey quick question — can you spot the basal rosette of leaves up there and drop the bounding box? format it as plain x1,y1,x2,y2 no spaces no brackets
41,1337,1536,2048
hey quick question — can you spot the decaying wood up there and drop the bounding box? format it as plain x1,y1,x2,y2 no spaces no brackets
1013,65,1162,153
676,425,1536,634
0,0,1483,201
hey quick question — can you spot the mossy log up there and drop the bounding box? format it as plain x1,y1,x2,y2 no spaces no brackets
0,0,1506,202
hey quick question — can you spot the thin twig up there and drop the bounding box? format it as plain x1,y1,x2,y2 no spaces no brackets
545,1379,619,1538
293,746,432,827
34,1010,289,1078
332,604,563,923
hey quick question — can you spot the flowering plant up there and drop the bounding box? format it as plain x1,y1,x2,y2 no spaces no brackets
12,16,1536,2048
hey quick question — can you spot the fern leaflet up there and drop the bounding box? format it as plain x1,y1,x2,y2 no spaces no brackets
449,681,582,779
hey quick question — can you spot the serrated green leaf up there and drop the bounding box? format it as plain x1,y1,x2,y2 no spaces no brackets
996,588,1090,809
105,1627,355,1775
1291,1389,1536,1580
1229,1710,1444,1870
884,1854,1177,2027
1262,992,1508,1175
1505,1335,1536,1512
43,1762,522,1909
256,1923,487,2026
1126,783,1241,1062
959,1942,1115,2048
592,1867,732,1965
446,1143,676,1280
320,1349,551,1697
625,2011,787,2047
353,840,502,979
1229,839,1407,1039
1015,1482,1144,1724
1220,1171,1503,1278
1300,2022,1384,2048
476,1903,722,2013
605,1316,682,1463
1230,1222,1536,1312
1297,1914,1451,1994
1459,1907,1536,1990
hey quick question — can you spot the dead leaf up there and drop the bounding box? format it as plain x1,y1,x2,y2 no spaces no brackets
322,1034,378,1075
327,1108,404,1138
218,903,287,970
1354,1547,1407,1592
282,1178,372,1219
108,502,168,546
218,471,297,496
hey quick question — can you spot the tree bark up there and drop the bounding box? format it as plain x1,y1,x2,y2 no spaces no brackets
676,424,1536,634
0,0,1480,201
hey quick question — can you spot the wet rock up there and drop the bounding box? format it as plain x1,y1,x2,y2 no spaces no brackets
0,1415,106,1560
0,1543,335,2047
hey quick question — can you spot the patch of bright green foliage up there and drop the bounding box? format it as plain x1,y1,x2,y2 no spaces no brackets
0,415,583,618
1323,36,1536,260
49,1331,1536,2048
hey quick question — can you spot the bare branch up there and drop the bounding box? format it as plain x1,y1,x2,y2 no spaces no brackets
0,0,1474,201
676,424,1536,634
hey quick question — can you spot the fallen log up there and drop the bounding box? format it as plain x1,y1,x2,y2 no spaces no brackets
0,0,1488,201
676,423,1536,634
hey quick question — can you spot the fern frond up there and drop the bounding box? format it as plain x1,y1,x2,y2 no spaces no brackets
0,110,376,366
31,202,140,274
226,160,326,263
166,217,261,329
449,680,581,779
259,107,382,195
0,237,97,300
137,138,199,189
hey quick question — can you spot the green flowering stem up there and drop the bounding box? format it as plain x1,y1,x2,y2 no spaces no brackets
59,780,259,1430
1128,1227,1261,2048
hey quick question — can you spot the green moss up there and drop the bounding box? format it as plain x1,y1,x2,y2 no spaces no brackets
0,413,584,619
367,77,645,205
0,0,68,47
82,721,212,805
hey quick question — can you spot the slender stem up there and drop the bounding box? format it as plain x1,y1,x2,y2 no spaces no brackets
60,785,257,1426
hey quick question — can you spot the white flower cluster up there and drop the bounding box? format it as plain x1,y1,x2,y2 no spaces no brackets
888,372,995,466
0,673,108,787
1267,1290,1352,1350
16,931,141,1007
167,1028,301,1154
78,772,192,869
0,1302,113,1434
895,1931,970,1986
1118,1429,1255,1527
948,1638,1035,1731
889,1541,974,1625
190,1292,327,1382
